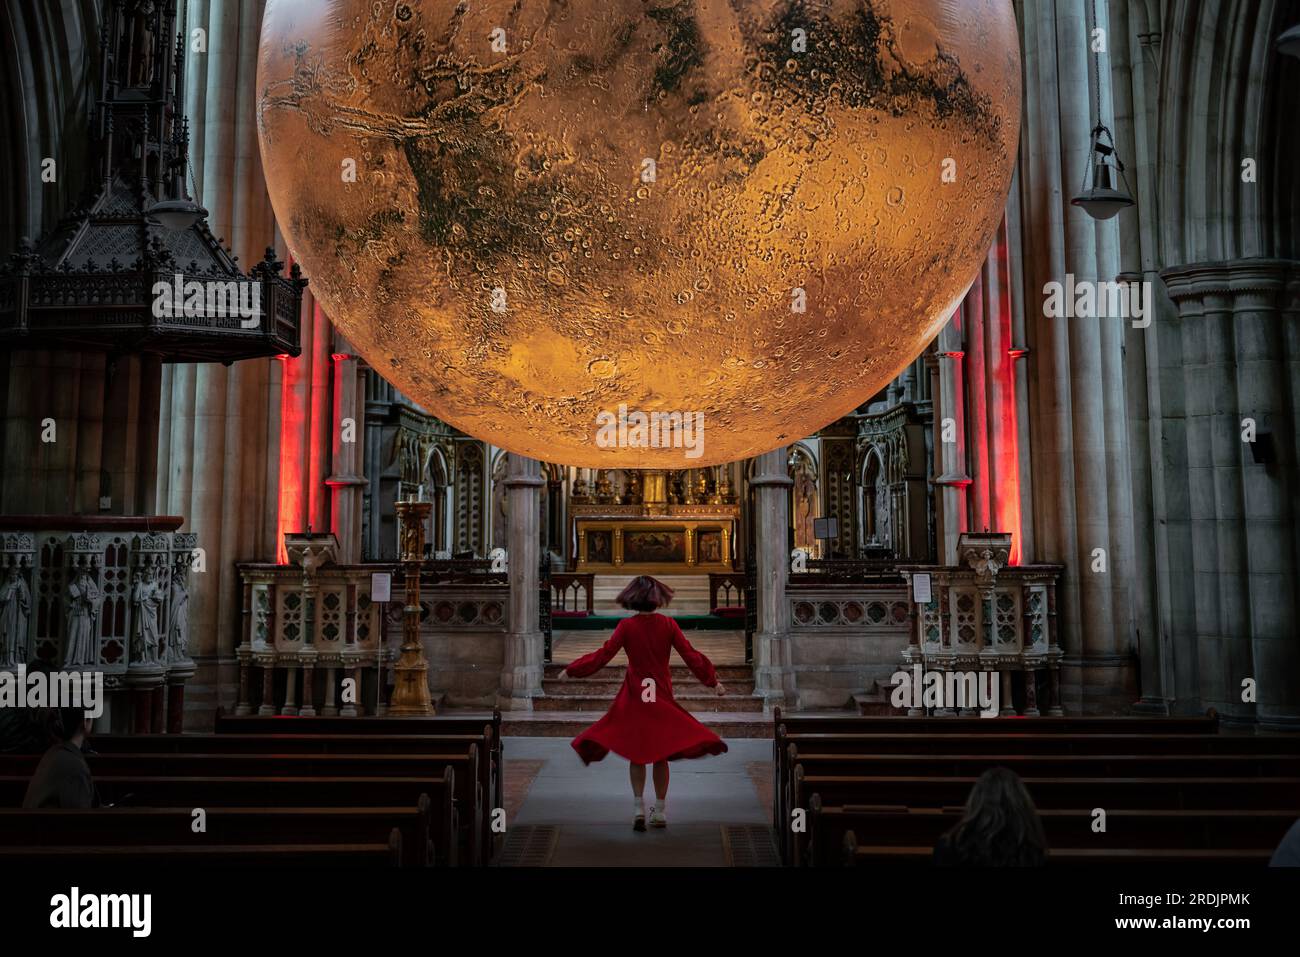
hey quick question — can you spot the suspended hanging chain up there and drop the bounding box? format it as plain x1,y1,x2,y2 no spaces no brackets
1090,0,1103,133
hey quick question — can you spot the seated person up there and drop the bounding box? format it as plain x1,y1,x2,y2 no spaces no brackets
22,705,98,808
1270,819,1300,866
933,767,1047,867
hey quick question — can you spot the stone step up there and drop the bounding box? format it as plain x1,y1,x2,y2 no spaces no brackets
542,678,757,696
543,663,752,681
532,691,765,713
502,711,774,738
590,574,714,616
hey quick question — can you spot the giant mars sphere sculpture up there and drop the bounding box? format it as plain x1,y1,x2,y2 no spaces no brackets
257,0,1021,467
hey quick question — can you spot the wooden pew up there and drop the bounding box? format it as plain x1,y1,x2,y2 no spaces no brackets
807,798,1299,866
93,732,488,756
769,709,1294,867
211,710,502,855
771,709,1221,825
0,804,433,867
94,731,498,861
788,749,1300,780
840,832,1272,866
0,836,403,867
775,746,1300,855
213,708,503,807
769,715,1283,839
773,708,1220,737
0,772,458,866
791,770,1300,816
0,748,484,866
779,730,1300,756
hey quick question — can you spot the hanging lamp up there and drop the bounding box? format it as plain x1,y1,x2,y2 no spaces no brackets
1071,0,1135,220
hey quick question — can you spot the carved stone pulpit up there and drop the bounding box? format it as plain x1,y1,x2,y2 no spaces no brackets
958,532,1012,593
284,532,339,581
282,531,339,716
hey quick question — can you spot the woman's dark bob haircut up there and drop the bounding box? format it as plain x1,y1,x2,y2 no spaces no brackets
615,575,675,612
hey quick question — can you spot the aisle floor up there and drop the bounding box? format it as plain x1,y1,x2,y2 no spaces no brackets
503,737,771,867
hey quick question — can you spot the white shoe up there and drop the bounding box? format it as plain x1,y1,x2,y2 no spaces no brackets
649,807,667,828
633,809,646,832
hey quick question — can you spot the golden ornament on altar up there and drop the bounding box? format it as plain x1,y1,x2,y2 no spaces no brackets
257,0,1020,467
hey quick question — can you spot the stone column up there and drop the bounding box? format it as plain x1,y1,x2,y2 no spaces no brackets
258,665,275,715
498,454,545,709
155,0,282,727
963,279,991,532
1111,0,1174,718
299,658,316,717
322,666,338,716
166,679,187,733
934,316,969,565
751,448,793,711
327,350,366,563
1017,0,1137,713
999,671,1015,717
1023,667,1040,717
1162,260,1300,728
281,666,298,716
235,660,251,715
364,383,385,560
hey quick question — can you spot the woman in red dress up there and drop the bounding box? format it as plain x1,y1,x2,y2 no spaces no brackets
554,575,727,830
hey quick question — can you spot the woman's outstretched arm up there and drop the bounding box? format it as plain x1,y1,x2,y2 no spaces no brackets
669,620,721,689
560,621,627,678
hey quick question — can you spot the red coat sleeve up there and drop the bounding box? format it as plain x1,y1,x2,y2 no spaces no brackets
670,620,718,687
563,622,626,678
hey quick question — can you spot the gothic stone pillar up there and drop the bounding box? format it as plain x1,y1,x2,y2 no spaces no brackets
498,454,545,709
751,448,794,711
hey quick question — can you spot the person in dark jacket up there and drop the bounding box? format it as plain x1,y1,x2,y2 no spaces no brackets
933,767,1047,867
22,704,97,808
1270,819,1300,866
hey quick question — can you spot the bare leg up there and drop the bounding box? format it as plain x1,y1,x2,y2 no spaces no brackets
652,761,669,801
630,763,648,831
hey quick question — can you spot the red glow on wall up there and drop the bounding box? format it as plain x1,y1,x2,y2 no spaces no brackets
275,286,333,563
275,349,308,564
991,225,1023,565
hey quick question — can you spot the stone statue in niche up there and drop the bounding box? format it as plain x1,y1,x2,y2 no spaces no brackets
63,568,101,667
792,466,819,559
128,1,157,88
874,468,892,550
131,563,165,665
490,464,509,552
0,565,31,668
164,567,190,664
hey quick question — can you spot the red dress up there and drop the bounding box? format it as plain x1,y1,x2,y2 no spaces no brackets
563,613,728,765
